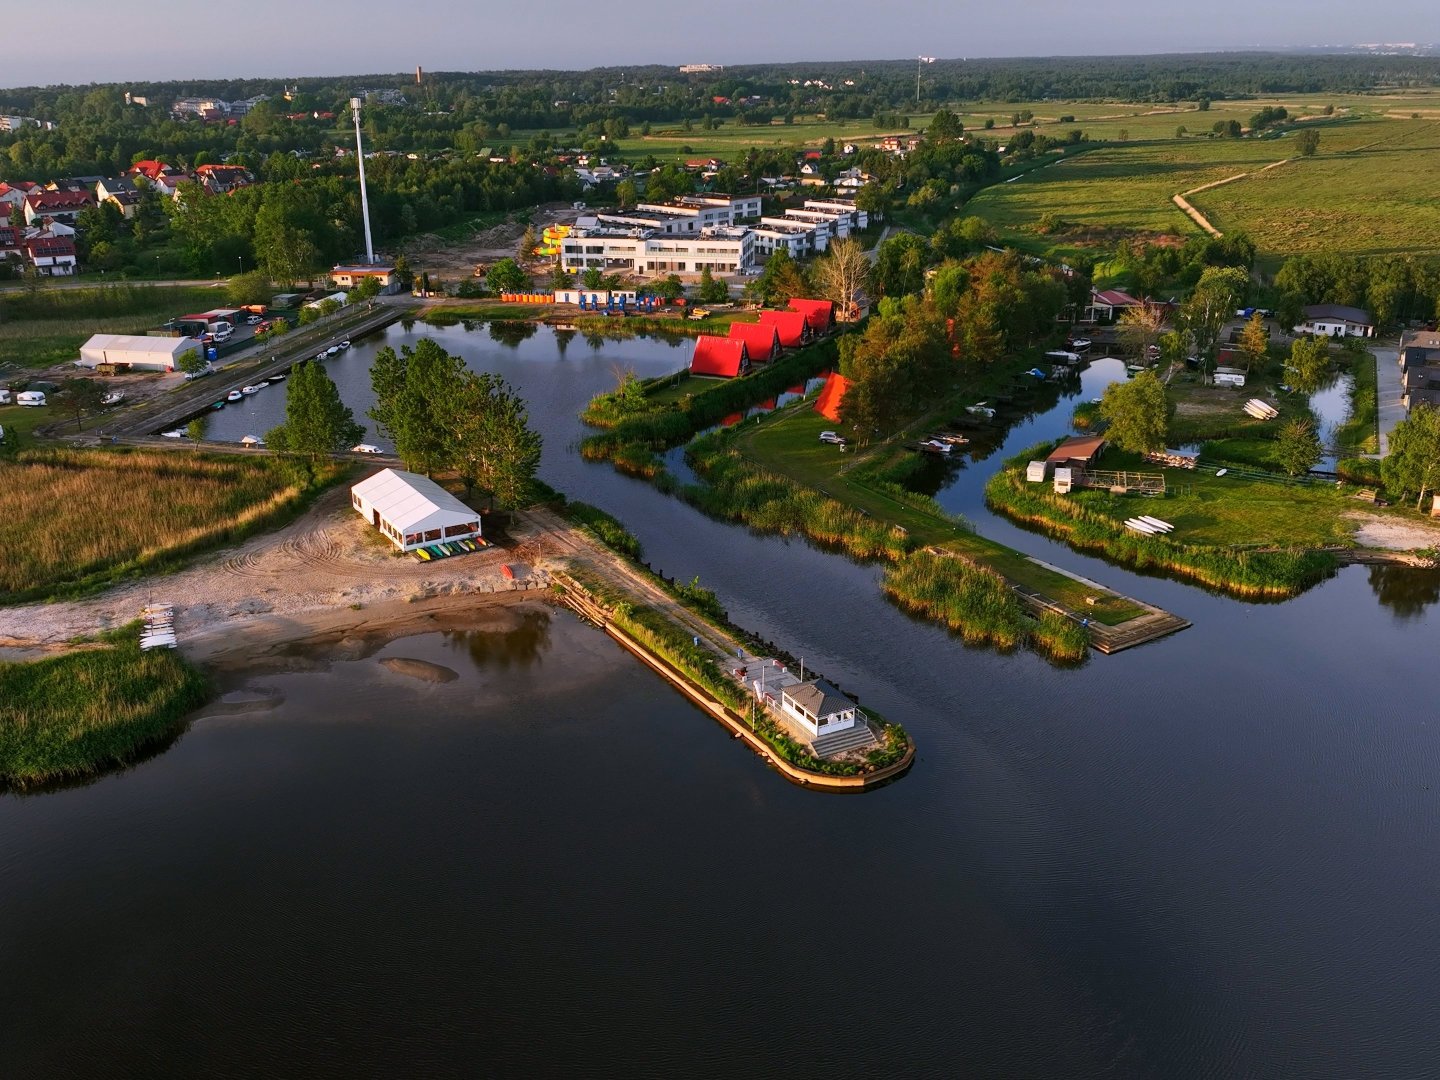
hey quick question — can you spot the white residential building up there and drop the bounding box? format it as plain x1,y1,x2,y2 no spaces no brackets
803,197,868,230
560,224,752,276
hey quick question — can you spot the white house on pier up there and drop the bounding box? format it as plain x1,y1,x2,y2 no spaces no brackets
779,679,857,738
351,469,482,552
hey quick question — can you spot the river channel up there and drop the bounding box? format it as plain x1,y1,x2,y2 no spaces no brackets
6,325,1440,1078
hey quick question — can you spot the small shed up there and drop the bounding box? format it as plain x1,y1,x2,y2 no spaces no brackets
690,335,750,377
1026,460,1049,483
1046,435,1107,469
1053,467,1074,494
351,468,482,552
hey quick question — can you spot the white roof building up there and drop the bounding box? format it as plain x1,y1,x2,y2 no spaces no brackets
77,334,199,371
350,469,482,552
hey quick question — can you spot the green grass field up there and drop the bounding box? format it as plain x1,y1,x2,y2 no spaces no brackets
0,284,223,372
965,113,1440,261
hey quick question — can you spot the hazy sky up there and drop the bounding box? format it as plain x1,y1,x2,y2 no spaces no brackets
5,0,1434,87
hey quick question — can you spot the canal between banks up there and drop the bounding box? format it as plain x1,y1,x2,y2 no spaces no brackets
6,325,1440,1078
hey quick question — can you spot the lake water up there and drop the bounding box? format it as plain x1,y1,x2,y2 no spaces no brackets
7,326,1440,1078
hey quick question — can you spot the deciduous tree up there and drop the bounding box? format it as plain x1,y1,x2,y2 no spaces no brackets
266,361,363,458
1098,369,1171,454
1287,335,1331,393
1382,404,1440,510
1237,312,1270,373
55,378,106,432
811,237,870,319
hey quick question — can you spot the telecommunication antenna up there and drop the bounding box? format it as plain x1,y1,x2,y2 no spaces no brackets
351,97,375,264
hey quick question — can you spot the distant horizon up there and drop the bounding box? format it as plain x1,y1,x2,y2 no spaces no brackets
0,0,1435,90
3,45,1439,91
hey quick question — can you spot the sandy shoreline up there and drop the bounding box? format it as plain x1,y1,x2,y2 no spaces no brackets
0,484,562,666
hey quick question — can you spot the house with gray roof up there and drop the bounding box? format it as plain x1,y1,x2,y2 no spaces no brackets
780,679,858,739
1295,304,1374,339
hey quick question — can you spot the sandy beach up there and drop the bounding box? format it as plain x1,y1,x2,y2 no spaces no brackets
0,485,562,664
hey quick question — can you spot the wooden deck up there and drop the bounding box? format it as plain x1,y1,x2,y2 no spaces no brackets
1014,557,1191,654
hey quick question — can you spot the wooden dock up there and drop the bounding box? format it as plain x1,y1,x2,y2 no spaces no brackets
1014,557,1191,654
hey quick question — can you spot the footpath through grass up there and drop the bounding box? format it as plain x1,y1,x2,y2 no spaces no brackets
0,631,211,788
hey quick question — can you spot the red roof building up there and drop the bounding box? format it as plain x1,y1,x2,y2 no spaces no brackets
727,321,782,362
757,309,810,348
813,371,851,422
690,335,750,378
127,159,174,182
23,189,93,226
787,297,834,331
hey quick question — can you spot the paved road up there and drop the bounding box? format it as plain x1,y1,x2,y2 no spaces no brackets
1373,344,1402,457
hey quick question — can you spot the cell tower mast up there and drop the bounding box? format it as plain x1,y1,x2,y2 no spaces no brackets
350,96,375,264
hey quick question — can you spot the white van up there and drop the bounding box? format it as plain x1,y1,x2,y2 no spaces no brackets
17,391,47,406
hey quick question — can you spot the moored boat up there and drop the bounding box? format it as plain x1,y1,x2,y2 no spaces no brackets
226,390,243,402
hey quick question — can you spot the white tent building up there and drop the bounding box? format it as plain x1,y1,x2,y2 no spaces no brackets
351,468,482,552
77,334,199,372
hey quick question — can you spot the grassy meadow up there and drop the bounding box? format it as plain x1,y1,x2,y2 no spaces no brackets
0,632,210,788
0,448,347,604
965,111,1440,262
0,283,223,372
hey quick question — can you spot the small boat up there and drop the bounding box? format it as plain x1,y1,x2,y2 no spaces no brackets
339,340,351,349
315,352,328,361
211,400,226,410
101,390,125,405
160,429,186,439
415,547,432,561
268,371,287,381
965,401,995,418
1215,468,1228,477
917,438,953,455
226,390,243,402
327,345,341,356
241,385,262,395
1124,518,1161,535
240,435,264,447
351,443,381,455
1025,367,1046,378
1069,338,1092,352
936,433,970,446
1137,515,1174,533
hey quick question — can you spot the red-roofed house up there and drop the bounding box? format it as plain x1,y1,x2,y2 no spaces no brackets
195,163,255,195
0,224,23,264
127,159,176,183
813,371,851,422
787,297,834,332
691,335,750,378
727,321,781,362
0,182,32,213
757,309,810,348
1086,288,1141,322
24,233,77,275
23,189,93,226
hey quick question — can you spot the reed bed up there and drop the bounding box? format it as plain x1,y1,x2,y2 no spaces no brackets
881,551,1030,651
0,449,345,603
684,438,912,561
0,636,210,787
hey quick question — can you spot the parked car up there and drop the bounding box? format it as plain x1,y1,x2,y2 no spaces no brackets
246,315,261,324
819,431,846,445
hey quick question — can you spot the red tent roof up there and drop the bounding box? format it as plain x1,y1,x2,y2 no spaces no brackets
814,371,851,422
757,309,809,348
787,297,834,330
691,335,750,377
727,321,781,361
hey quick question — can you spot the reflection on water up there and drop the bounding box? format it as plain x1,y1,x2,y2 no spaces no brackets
1368,564,1440,619
489,320,539,347
441,608,553,669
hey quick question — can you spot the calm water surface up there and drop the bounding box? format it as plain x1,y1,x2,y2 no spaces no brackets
6,326,1440,1078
